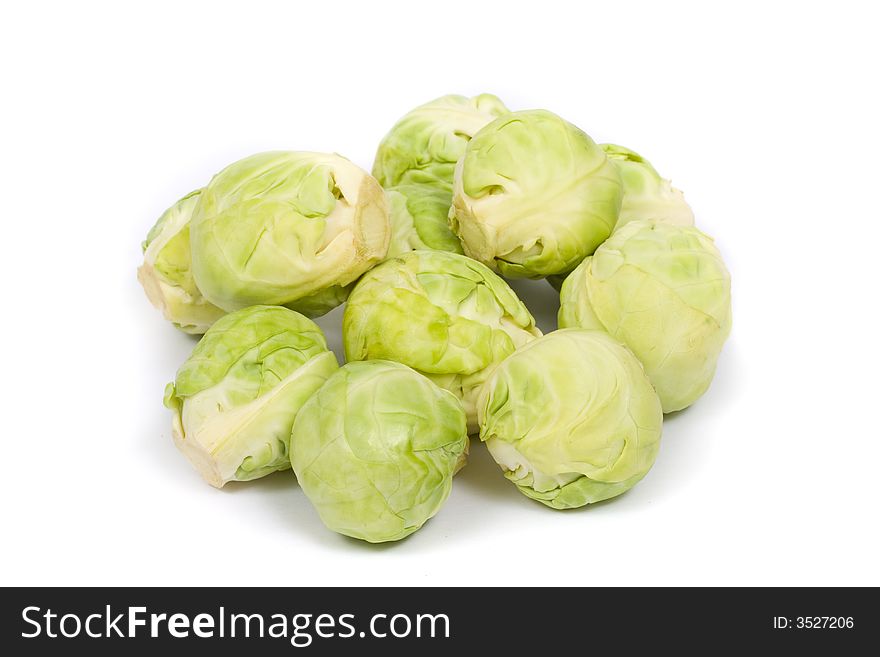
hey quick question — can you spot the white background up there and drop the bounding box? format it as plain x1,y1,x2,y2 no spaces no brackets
1,0,877,587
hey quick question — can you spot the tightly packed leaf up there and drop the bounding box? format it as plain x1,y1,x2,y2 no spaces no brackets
478,329,663,509
450,109,622,278
164,305,338,488
373,93,508,255
384,189,433,255
290,360,468,543
602,144,694,229
558,220,732,412
138,190,225,333
190,151,390,317
342,250,541,431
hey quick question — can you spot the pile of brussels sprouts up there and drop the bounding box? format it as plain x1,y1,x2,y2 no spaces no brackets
140,94,731,543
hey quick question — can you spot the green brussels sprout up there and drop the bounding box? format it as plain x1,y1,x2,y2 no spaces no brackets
450,109,622,278
558,220,732,412
290,360,468,543
164,305,338,488
602,144,694,229
190,151,390,317
137,190,226,333
478,329,663,509
343,250,541,432
373,93,509,254
384,189,432,257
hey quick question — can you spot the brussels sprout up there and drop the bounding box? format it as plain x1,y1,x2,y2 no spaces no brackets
137,190,226,333
450,109,622,278
384,189,432,257
558,220,732,412
164,305,338,488
373,93,509,253
343,250,541,431
290,360,468,543
602,144,694,229
190,151,390,317
478,329,663,509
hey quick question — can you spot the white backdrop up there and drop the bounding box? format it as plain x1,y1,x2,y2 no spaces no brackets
1,0,877,586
